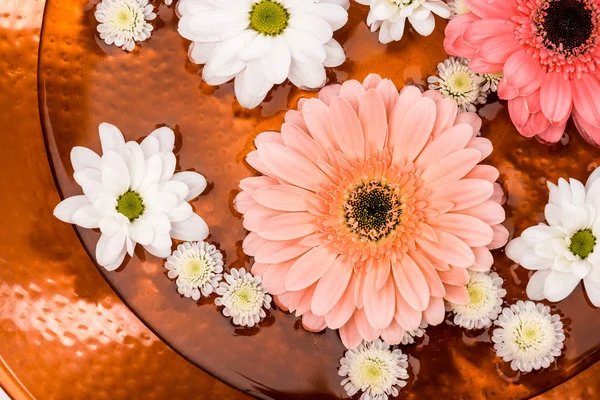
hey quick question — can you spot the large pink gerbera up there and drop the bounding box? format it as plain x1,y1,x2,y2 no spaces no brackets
445,0,600,145
234,74,508,349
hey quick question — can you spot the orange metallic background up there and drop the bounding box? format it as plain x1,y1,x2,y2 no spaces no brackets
0,0,599,398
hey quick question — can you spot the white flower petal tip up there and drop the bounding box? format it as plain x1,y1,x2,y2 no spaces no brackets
177,0,349,109
165,241,224,301
448,271,506,330
480,72,503,94
401,321,428,345
53,123,210,271
427,57,488,113
95,0,156,52
492,301,565,373
363,0,450,44
214,268,272,327
339,339,410,400
506,174,600,305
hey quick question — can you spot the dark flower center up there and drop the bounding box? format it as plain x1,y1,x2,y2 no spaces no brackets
539,0,595,53
116,190,145,221
344,181,403,242
569,229,596,259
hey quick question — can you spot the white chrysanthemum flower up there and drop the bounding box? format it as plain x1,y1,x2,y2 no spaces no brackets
215,268,272,327
53,123,209,271
176,0,349,109
355,0,451,44
95,0,156,52
339,339,409,400
427,57,487,113
506,172,600,306
401,321,427,345
480,72,503,94
447,0,469,17
492,301,565,373
165,241,224,300
448,271,506,330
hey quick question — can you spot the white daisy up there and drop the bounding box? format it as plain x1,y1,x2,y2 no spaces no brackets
215,268,272,327
448,271,506,330
492,301,565,373
447,0,469,17
165,241,224,300
176,0,349,109
338,339,409,400
401,321,427,345
355,0,450,44
95,0,156,52
53,123,209,271
480,72,503,94
505,172,600,306
427,57,487,113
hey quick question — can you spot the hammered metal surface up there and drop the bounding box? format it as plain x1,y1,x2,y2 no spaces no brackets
1,0,600,398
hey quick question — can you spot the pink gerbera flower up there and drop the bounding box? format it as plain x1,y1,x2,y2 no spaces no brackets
444,0,600,145
234,74,508,349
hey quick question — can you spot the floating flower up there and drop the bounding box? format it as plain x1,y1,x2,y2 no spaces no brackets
355,0,451,44
165,241,224,301
215,268,272,327
427,57,487,113
400,321,427,345
444,0,600,145
236,73,509,349
339,339,409,400
480,72,503,94
448,270,506,329
176,0,348,109
492,300,565,373
506,172,600,306
95,0,156,52
447,0,469,17
53,123,209,270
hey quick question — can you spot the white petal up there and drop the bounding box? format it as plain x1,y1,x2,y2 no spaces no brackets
71,147,100,171
99,123,125,155
102,245,127,271
144,210,172,233
101,151,131,196
188,41,217,64
423,0,451,18
505,237,529,263
138,154,163,193
571,259,592,279
289,14,333,43
527,269,551,301
143,232,172,258
54,196,92,224
556,178,572,206
569,178,586,205
261,36,291,84
98,215,125,236
283,28,326,64
544,204,562,227
72,204,101,229
521,224,561,246
159,153,177,182
561,204,589,234
389,17,406,41
244,60,274,97
288,60,326,89
170,213,209,241
203,66,237,86
74,168,101,188
158,180,189,201
520,251,552,270
129,217,154,245
140,135,160,158
208,30,256,77
96,229,127,267
166,202,193,222
583,276,600,307
323,39,345,68
378,20,393,44
123,142,146,191
234,72,268,108
150,126,175,153
408,12,435,36
586,167,600,191
171,171,207,201
409,4,430,20
370,0,397,21
543,270,581,302
239,34,272,62
145,192,179,214
179,10,249,43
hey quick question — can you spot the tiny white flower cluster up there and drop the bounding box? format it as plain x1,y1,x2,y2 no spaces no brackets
401,321,427,345
339,339,409,400
95,0,156,52
427,57,502,113
492,301,565,373
165,243,272,327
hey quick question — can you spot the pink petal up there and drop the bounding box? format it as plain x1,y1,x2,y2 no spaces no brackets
258,143,330,192
242,231,268,256
387,85,422,146
537,123,567,144
460,200,505,225
428,179,494,211
431,97,459,137
363,73,383,90
252,185,317,211
444,14,478,58
281,123,328,163
444,284,470,304
464,0,518,19
254,239,309,263
318,84,341,106
363,272,395,330
239,176,279,192
409,250,445,297
416,123,473,170
464,165,499,182
330,97,366,162
339,315,363,349
572,74,600,128
391,97,436,164
454,112,482,136
540,72,573,123
234,191,257,214
275,292,294,311
301,98,338,151
255,131,283,147
325,272,357,329
291,284,317,315
284,109,308,132
381,320,405,345
311,254,353,316
504,50,543,89
354,308,382,342
422,296,445,325
246,151,277,177
374,257,391,291
259,259,295,295
394,287,422,331
302,311,327,332
477,33,521,64
469,246,493,271
466,137,493,161
392,255,430,311
376,78,400,119
340,79,366,112
416,230,475,268
353,266,367,309
243,204,282,231
258,212,319,240
488,224,509,249
359,89,388,154
285,246,338,291
420,149,481,187
438,266,469,285
573,109,600,146
462,19,513,44
429,214,494,247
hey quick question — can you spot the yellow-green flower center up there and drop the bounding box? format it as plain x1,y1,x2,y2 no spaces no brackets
467,283,487,307
249,0,289,36
570,229,596,259
448,71,472,94
111,6,139,31
514,322,544,350
359,358,387,387
183,258,211,285
232,284,259,311
116,190,145,221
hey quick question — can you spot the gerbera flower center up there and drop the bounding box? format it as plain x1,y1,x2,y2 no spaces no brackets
569,229,596,258
343,181,403,242
249,0,289,36
116,190,144,221
537,0,596,54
